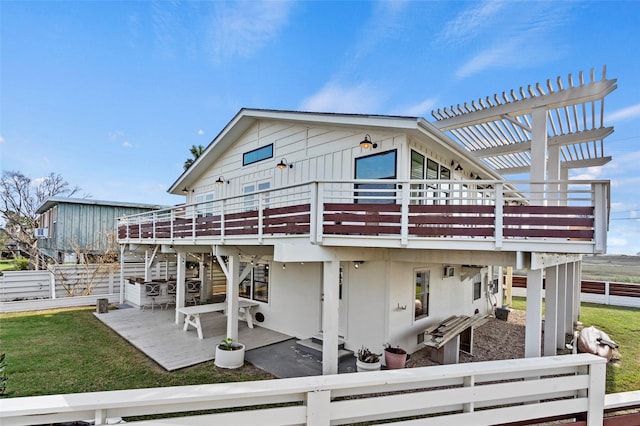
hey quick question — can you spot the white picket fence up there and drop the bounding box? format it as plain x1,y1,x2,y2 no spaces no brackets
0,354,611,426
0,262,176,313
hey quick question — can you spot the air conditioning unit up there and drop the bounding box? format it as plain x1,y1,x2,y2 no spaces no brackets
34,228,49,238
443,266,455,278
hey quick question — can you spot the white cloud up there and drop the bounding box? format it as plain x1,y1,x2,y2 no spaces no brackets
396,98,438,117
438,1,505,44
122,141,132,148
209,1,293,60
300,81,383,113
570,166,604,181
455,40,520,79
606,103,640,122
108,130,124,142
0,135,5,144
197,129,205,135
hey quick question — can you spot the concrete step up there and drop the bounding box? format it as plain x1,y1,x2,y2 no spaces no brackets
295,338,354,360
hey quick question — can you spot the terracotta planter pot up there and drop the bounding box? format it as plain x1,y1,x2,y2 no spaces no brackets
214,343,245,369
384,347,407,369
356,359,382,372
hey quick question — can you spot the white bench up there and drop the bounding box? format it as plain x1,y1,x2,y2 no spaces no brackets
176,300,259,339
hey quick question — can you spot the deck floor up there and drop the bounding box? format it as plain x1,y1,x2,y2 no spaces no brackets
94,305,292,371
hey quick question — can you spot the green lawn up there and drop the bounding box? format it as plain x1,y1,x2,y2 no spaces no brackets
0,308,274,398
511,297,640,393
0,260,17,272
1,302,637,398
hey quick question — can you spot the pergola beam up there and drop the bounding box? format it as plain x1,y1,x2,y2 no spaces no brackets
495,156,612,175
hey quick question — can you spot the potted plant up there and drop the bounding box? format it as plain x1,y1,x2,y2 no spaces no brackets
383,343,407,369
214,337,245,369
356,346,382,372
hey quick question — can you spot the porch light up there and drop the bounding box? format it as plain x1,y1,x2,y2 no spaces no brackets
216,176,229,185
359,134,377,149
276,158,292,169
455,163,463,171
353,261,364,269
181,186,189,193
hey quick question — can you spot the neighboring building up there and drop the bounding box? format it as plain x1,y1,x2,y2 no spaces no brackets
117,68,616,374
37,197,167,263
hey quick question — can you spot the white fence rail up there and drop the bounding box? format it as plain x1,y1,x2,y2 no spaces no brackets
0,354,608,426
0,263,177,313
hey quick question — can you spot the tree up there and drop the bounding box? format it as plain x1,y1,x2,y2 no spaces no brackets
0,171,83,269
183,144,205,170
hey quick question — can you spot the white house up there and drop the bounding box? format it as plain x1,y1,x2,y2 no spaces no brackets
117,67,616,374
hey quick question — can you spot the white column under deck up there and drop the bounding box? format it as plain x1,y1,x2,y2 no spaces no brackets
119,245,125,305
226,253,240,341
548,144,561,207
322,260,340,375
144,249,151,281
544,265,559,356
574,260,582,325
175,251,187,324
565,262,576,337
556,263,568,349
525,268,544,357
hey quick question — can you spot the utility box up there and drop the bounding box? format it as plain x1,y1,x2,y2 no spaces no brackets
96,298,109,314
495,306,510,321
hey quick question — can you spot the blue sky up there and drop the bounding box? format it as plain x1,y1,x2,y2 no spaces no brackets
1,1,639,255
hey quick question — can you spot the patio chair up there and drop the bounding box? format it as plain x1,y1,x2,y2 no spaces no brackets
142,282,161,312
186,280,201,305
164,281,177,310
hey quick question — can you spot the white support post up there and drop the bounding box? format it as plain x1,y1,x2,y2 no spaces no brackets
315,182,324,244
544,265,558,356
574,260,582,322
556,263,567,349
530,106,548,206
144,249,151,281
306,390,331,426
309,182,318,244
119,245,125,305
565,262,576,336
226,253,240,341
586,361,606,426
258,192,265,244
400,183,409,246
175,251,187,324
525,268,543,357
494,183,503,249
322,260,340,375
593,183,607,253
548,144,561,206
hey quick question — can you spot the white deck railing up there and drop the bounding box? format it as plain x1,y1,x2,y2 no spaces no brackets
117,179,610,254
0,354,610,426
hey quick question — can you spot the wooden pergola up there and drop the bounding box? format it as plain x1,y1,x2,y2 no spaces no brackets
431,66,617,359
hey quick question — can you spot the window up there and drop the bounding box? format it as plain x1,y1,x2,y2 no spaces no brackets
354,150,397,204
410,150,425,204
243,144,273,166
243,181,270,211
473,273,482,301
414,270,430,320
195,193,214,217
239,262,269,302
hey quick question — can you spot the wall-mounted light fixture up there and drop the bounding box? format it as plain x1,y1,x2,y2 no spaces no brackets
359,134,377,149
216,176,229,185
353,260,364,269
181,186,189,194
450,161,463,172
276,158,293,169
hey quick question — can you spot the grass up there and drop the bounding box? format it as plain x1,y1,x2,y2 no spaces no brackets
0,308,274,398
510,296,640,393
0,260,17,272
1,302,638,399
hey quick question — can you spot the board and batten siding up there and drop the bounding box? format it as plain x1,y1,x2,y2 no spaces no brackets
191,119,410,200
39,203,160,255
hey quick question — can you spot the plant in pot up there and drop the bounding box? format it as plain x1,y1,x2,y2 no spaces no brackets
214,337,245,369
383,343,407,369
356,346,382,372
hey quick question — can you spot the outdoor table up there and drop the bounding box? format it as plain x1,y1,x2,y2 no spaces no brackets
176,300,259,339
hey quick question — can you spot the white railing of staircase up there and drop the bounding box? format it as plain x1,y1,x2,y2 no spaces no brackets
0,354,609,426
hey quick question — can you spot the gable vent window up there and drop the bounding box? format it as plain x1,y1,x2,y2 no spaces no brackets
243,144,273,166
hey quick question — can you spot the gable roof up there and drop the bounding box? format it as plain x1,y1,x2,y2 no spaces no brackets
169,108,503,195
36,197,168,215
